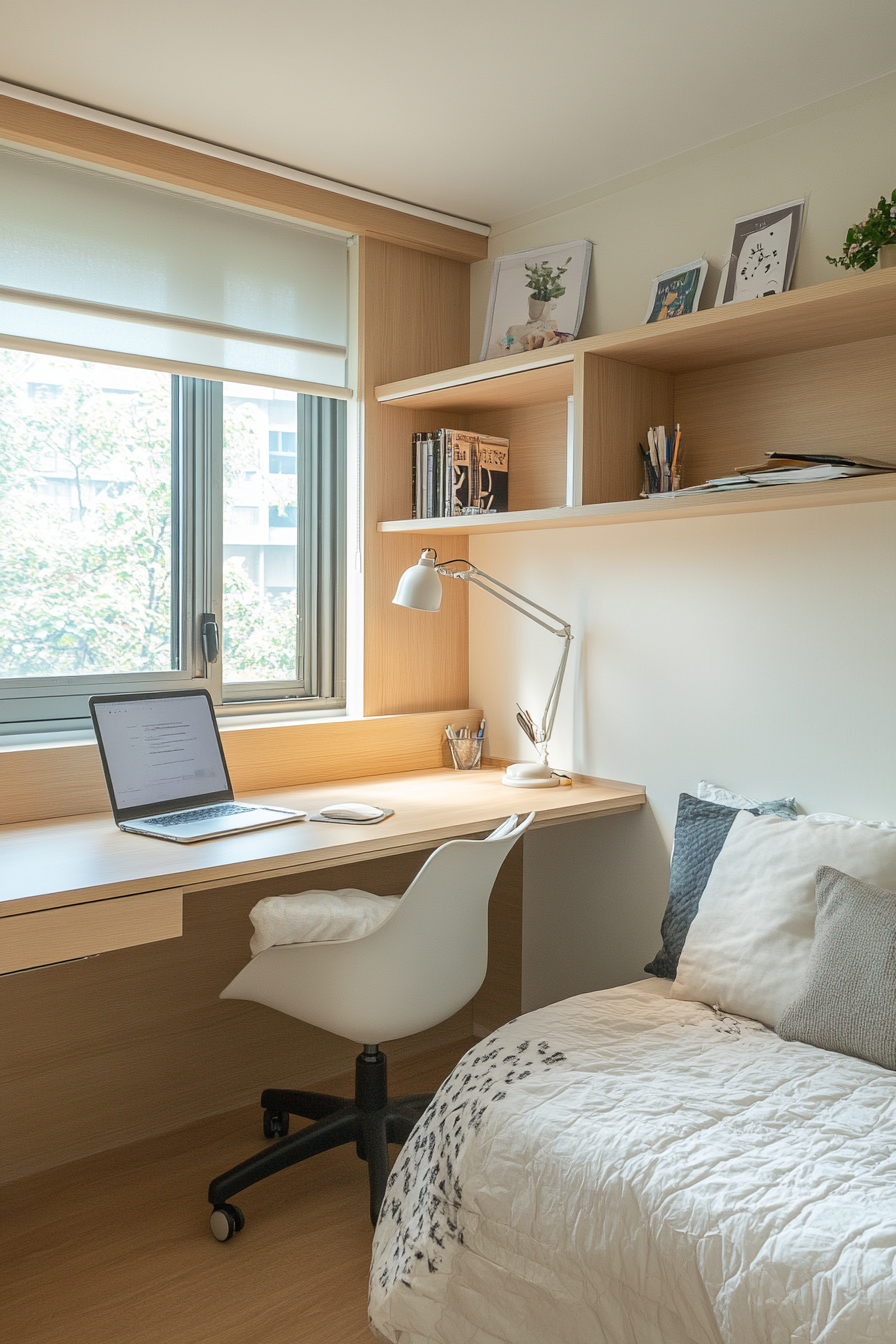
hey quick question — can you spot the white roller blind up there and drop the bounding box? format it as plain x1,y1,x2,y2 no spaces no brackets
0,144,349,392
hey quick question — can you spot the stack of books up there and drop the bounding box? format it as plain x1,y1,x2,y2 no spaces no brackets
412,430,509,519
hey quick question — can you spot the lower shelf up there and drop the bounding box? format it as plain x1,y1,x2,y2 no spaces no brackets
378,473,896,536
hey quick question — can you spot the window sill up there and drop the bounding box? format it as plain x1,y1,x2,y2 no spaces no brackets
0,705,347,751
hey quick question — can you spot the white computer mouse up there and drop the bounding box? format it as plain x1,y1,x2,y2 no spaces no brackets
318,802,385,821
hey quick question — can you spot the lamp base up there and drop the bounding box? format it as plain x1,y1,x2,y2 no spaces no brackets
502,762,560,788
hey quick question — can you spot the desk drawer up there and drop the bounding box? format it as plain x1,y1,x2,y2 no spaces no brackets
0,888,183,974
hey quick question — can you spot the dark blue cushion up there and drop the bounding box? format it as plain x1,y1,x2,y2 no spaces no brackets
644,794,751,980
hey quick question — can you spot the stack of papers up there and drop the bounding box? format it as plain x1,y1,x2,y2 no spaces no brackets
672,464,884,495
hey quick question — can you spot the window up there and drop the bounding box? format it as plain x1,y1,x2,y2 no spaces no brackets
0,349,346,730
0,142,351,733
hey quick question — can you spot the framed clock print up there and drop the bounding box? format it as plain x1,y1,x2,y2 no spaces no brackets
715,199,805,306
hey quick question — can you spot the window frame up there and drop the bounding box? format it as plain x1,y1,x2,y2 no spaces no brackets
0,363,346,734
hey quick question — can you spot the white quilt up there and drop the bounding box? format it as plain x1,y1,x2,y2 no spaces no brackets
369,980,896,1344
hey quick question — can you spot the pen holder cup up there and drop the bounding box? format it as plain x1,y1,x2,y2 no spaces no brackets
447,737,482,771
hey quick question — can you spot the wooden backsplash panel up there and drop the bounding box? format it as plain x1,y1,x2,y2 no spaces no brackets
674,333,896,487
0,709,482,826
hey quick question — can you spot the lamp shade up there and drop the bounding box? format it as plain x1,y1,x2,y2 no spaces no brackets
392,552,443,611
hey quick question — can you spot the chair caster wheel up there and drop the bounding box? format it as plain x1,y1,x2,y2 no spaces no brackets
210,1203,245,1242
263,1108,290,1139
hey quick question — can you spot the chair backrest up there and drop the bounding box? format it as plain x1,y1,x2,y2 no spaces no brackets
220,812,533,1044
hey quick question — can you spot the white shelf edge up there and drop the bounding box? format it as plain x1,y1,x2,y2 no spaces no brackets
378,475,896,536
375,350,576,404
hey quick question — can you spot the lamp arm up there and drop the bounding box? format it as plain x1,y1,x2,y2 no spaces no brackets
465,574,564,638
436,561,571,640
539,627,572,744
437,559,573,758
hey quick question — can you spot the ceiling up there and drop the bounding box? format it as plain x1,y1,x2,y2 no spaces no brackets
1,1,895,225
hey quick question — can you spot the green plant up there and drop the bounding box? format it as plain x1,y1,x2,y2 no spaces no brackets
827,189,896,271
524,256,572,301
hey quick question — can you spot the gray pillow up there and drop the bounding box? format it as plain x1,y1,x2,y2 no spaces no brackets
776,865,896,1071
644,795,751,980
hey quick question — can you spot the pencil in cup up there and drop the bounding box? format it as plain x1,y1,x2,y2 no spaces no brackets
445,721,484,769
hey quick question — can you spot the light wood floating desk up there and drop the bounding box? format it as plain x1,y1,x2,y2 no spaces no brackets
0,768,645,974
0,766,645,1177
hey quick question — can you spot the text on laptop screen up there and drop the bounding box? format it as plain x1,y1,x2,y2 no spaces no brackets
93,695,229,812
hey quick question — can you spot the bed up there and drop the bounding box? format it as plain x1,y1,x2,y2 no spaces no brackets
369,978,896,1344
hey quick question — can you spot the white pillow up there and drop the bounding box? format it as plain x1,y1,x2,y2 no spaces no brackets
805,811,896,829
671,811,896,1026
249,888,399,956
697,779,796,814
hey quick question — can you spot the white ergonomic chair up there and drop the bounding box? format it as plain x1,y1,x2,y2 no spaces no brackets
207,812,533,1240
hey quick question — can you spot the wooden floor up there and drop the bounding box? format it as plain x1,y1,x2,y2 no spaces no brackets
0,1038,477,1344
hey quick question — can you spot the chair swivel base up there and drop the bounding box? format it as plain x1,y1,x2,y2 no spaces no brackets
208,1047,434,1239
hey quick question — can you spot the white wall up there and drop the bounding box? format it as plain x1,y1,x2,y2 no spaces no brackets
475,506,896,1009
468,73,896,1008
470,72,896,352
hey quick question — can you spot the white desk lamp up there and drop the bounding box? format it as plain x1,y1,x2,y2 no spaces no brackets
392,548,572,788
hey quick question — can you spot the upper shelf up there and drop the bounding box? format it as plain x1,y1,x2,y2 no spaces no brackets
374,268,896,413
378,473,896,535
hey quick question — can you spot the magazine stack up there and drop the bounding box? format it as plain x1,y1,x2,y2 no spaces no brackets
412,429,509,519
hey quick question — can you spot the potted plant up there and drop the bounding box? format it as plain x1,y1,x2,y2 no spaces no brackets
827,188,896,271
524,256,572,322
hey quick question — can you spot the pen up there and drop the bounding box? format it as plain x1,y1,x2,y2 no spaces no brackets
670,425,682,485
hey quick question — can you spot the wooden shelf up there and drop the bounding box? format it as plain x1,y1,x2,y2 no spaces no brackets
379,473,896,536
375,268,896,529
375,268,896,411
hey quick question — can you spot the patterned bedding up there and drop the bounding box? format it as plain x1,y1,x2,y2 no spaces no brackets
369,979,896,1344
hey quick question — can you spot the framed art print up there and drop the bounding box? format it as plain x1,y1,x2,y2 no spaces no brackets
479,239,592,360
642,259,708,323
716,199,805,306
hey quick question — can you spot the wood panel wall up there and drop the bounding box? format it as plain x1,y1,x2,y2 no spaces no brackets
0,842,522,1183
580,353,674,505
359,239,472,715
674,333,896,487
466,403,569,513
0,133,491,1185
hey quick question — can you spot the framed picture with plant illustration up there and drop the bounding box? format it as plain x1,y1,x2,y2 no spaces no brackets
479,239,592,360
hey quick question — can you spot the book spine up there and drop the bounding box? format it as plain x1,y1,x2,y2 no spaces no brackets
450,433,474,514
475,435,509,513
433,430,443,518
425,434,435,518
443,431,453,518
411,433,418,519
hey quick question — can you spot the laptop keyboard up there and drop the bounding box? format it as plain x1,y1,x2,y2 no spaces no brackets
144,803,255,828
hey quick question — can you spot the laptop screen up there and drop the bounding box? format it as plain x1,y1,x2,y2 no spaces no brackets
91,691,230,816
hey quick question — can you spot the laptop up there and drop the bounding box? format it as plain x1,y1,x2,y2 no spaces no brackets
89,689,306,843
